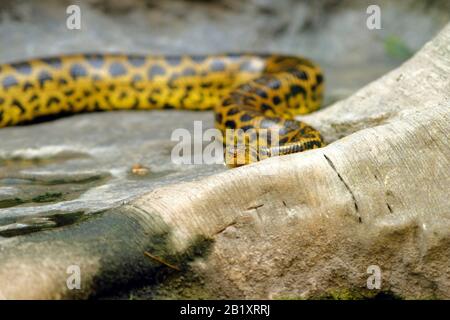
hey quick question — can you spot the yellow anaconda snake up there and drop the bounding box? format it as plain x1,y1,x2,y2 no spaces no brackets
0,54,324,166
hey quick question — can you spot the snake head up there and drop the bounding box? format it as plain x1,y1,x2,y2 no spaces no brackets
224,143,260,168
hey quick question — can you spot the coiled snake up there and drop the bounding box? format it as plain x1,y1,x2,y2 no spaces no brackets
0,54,324,166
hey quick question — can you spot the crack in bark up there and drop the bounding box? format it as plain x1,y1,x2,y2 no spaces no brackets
214,221,237,236
386,202,393,213
246,204,264,210
323,154,360,216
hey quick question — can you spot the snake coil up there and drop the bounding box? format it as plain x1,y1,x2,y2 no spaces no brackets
0,53,324,166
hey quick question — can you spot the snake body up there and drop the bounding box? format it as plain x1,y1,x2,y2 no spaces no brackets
0,54,324,166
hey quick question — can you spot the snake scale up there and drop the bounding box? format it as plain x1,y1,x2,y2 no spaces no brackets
0,53,324,166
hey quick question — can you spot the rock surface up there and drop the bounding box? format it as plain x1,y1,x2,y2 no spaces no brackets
0,0,449,299
0,111,224,237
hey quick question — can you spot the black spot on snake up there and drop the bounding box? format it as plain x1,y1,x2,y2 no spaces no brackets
11,99,26,113
277,127,289,136
147,96,157,105
131,98,139,109
293,69,308,80
225,120,236,129
23,81,34,91
109,62,127,77
127,56,146,67
38,71,53,87
41,57,62,68
222,98,233,106
70,64,88,79
2,75,18,89
163,103,175,109
12,62,32,74
64,89,75,96
256,88,268,99
316,73,323,84
29,94,38,103
243,96,257,105
91,101,99,110
119,91,128,99
210,60,226,72
182,67,196,77
240,113,252,122
279,137,289,144
225,53,242,59
241,125,254,131
148,65,165,79
46,97,60,107
165,56,182,66
215,112,223,124
84,54,104,68
290,85,306,98
272,96,281,105
227,107,239,116
190,55,207,63
261,103,274,113
268,79,281,90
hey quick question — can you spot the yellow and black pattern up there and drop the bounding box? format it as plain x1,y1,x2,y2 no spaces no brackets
0,53,324,166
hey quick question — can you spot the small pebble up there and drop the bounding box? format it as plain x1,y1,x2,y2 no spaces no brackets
131,163,150,176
